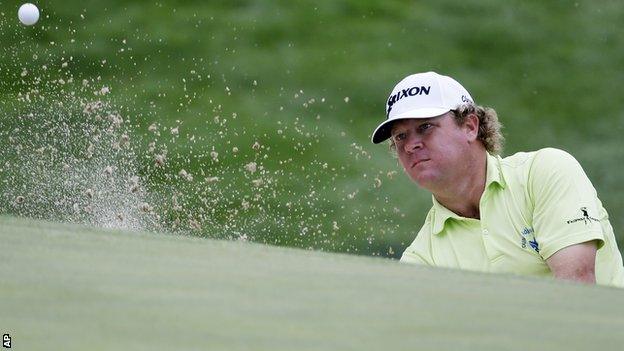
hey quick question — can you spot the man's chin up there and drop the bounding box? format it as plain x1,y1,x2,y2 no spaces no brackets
409,172,437,190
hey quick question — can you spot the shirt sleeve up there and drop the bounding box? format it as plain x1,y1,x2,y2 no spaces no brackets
528,148,605,260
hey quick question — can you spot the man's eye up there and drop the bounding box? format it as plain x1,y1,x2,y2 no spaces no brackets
394,132,406,141
418,123,432,133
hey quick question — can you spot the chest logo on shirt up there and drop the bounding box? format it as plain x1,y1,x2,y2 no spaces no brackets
566,207,599,225
520,227,539,253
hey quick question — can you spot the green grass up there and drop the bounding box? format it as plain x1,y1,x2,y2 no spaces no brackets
1,215,624,350
1,0,624,258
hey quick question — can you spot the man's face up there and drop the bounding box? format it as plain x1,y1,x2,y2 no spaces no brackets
390,113,474,190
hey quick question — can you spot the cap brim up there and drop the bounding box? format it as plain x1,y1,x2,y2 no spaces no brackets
370,107,450,144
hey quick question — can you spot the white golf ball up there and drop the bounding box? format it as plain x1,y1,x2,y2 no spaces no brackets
18,3,40,26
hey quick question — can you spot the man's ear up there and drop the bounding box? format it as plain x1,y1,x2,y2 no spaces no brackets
464,113,479,141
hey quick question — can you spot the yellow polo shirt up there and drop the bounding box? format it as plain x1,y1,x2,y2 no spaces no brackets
401,148,624,287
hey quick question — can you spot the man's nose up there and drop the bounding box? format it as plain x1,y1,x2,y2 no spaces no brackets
404,134,422,153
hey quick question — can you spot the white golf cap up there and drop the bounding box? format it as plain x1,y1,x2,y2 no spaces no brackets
371,71,474,144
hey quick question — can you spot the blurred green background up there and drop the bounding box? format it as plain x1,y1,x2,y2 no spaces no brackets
1,0,623,258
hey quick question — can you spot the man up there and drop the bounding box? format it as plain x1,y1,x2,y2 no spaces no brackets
371,71,624,287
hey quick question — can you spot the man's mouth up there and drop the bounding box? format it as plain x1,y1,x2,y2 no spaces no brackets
412,159,430,168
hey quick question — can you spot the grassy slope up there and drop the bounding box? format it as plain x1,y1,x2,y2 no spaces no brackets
1,215,624,351
1,1,624,258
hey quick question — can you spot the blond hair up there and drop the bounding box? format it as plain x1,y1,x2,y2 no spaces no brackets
389,104,504,155
451,104,504,155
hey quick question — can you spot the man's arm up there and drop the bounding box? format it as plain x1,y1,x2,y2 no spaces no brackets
545,240,598,284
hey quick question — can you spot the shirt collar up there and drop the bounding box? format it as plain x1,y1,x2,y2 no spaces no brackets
485,152,506,190
430,152,506,235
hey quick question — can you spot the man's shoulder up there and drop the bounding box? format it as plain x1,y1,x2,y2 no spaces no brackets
498,148,578,178
500,147,571,166
499,147,592,203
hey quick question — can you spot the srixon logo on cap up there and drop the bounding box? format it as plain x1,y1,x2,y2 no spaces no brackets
386,85,431,116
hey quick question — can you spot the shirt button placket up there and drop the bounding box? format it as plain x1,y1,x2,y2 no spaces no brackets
480,193,495,266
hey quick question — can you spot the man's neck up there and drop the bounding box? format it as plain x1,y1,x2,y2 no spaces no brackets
432,151,488,219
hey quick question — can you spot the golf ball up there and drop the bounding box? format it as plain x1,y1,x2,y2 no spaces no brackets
18,3,39,26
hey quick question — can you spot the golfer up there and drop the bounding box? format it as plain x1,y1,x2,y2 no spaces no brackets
371,71,624,287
